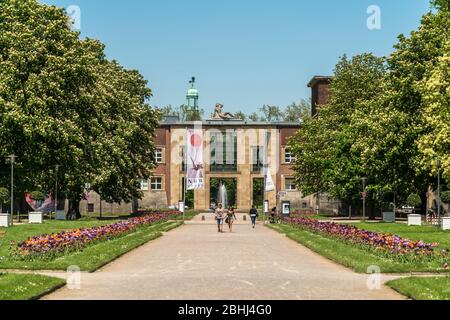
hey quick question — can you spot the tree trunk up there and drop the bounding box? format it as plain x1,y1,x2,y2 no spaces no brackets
68,199,81,219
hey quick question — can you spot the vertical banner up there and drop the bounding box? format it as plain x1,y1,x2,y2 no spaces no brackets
265,168,276,192
186,129,204,190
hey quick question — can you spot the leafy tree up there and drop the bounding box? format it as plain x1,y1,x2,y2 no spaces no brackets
179,104,204,122
90,60,159,208
416,39,450,186
0,0,100,213
441,191,450,205
0,0,160,218
248,112,260,122
234,111,247,121
384,2,448,209
283,99,311,123
260,105,283,122
0,187,9,213
406,193,422,208
289,53,388,212
156,105,179,120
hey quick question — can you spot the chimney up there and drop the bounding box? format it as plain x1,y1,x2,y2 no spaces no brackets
308,76,332,116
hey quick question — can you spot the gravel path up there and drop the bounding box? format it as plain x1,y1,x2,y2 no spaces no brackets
42,214,404,300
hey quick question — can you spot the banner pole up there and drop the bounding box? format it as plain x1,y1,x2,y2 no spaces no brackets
184,127,188,222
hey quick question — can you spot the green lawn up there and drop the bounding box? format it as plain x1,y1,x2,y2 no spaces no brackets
0,219,183,271
267,223,449,274
171,210,200,221
387,277,450,300
0,273,65,300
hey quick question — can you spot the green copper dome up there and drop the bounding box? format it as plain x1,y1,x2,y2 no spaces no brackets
187,87,199,98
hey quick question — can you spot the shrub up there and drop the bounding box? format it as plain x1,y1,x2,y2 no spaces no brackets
441,191,450,205
0,188,9,213
30,191,45,202
406,193,422,208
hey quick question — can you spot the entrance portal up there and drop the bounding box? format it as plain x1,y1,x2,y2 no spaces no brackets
253,178,264,209
210,178,237,209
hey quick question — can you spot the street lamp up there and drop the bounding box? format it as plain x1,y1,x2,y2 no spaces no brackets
6,154,17,226
361,177,368,219
437,159,441,223
54,165,60,220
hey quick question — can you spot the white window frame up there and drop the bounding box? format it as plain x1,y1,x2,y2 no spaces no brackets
284,148,295,164
155,148,163,164
285,178,296,191
150,177,163,191
140,179,149,191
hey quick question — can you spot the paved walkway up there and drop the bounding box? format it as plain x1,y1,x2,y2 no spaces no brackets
42,213,404,300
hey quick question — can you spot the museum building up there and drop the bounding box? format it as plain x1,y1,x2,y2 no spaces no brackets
79,76,335,214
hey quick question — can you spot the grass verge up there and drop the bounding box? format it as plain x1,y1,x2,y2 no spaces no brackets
169,210,200,221
0,273,65,300
267,223,448,274
0,220,183,271
387,277,450,300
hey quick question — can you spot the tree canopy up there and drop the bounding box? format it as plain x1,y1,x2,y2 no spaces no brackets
288,1,449,213
0,0,160,217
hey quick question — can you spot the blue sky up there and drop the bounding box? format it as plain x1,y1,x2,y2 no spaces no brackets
42,0,431,115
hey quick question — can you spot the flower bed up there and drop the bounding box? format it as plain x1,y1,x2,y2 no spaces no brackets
284,217,448,263
10,211,181,261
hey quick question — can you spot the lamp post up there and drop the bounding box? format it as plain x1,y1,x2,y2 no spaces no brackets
54,165,60,220
361,177,368,219
437,159,441,223
6,154,17,226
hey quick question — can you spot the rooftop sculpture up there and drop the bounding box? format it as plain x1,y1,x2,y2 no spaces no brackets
211,103,236,120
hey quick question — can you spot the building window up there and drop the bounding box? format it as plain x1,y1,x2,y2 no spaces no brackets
210,131,237,172
252,146,265,173
140,179,149,191
285,178,296,191
180,146,186,172
155,148,163,163
285,148,295,164
87,204,95,213
151,177,163,191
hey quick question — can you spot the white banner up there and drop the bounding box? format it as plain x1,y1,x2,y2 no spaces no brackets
265,168,275,192
186,129,204,190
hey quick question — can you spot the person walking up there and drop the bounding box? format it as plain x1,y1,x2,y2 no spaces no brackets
215,203,225,233
210,202,216,216
225,207,237,233
249,205,259,229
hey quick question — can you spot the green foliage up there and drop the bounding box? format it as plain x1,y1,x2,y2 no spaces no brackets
29,191,45,202
283,100,311,123
387,277,450,300
288,2,449,210
0,188,9,204
249,112,260,122
259,105,283,122
0,273,65,300
441,191,450,204
234,111,247,121
0,0,160,217
179,104,204,121
406,194,422,208
289,53,387,205
156,105,179,120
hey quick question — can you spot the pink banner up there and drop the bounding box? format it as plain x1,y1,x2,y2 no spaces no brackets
186,129,204,190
